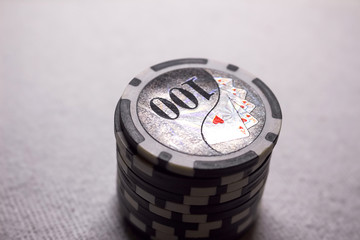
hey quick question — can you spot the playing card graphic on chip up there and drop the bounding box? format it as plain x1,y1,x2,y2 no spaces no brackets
214,77,233,89
225,87,247,100
232,98,256,113
239,112,258,129
202,93,249,145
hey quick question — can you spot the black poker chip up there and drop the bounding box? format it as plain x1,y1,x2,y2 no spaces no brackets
117,165,266,215
116,173,264,224
114,58,282,239
116,129,272,196
117,150,269,206
118,186,259,239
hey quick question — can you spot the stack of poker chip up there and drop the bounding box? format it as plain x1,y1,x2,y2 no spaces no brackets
114,58,282,240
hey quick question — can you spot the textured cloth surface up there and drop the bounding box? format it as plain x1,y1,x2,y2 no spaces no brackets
1,1,360,240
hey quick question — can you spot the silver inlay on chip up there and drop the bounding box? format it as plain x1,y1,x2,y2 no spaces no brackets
137,68,265,156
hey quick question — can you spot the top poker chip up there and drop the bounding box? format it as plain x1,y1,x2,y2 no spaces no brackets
114,58,282,177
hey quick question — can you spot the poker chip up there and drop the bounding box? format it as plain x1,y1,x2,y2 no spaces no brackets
118,188,258,240
116,130,271,196
114,58,282,239
117,150,269,206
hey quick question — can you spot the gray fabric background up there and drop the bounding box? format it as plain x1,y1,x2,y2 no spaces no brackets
1,0,360,239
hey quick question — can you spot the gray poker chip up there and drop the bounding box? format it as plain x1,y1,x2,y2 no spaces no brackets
114,58,282,239
115,58,281,177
